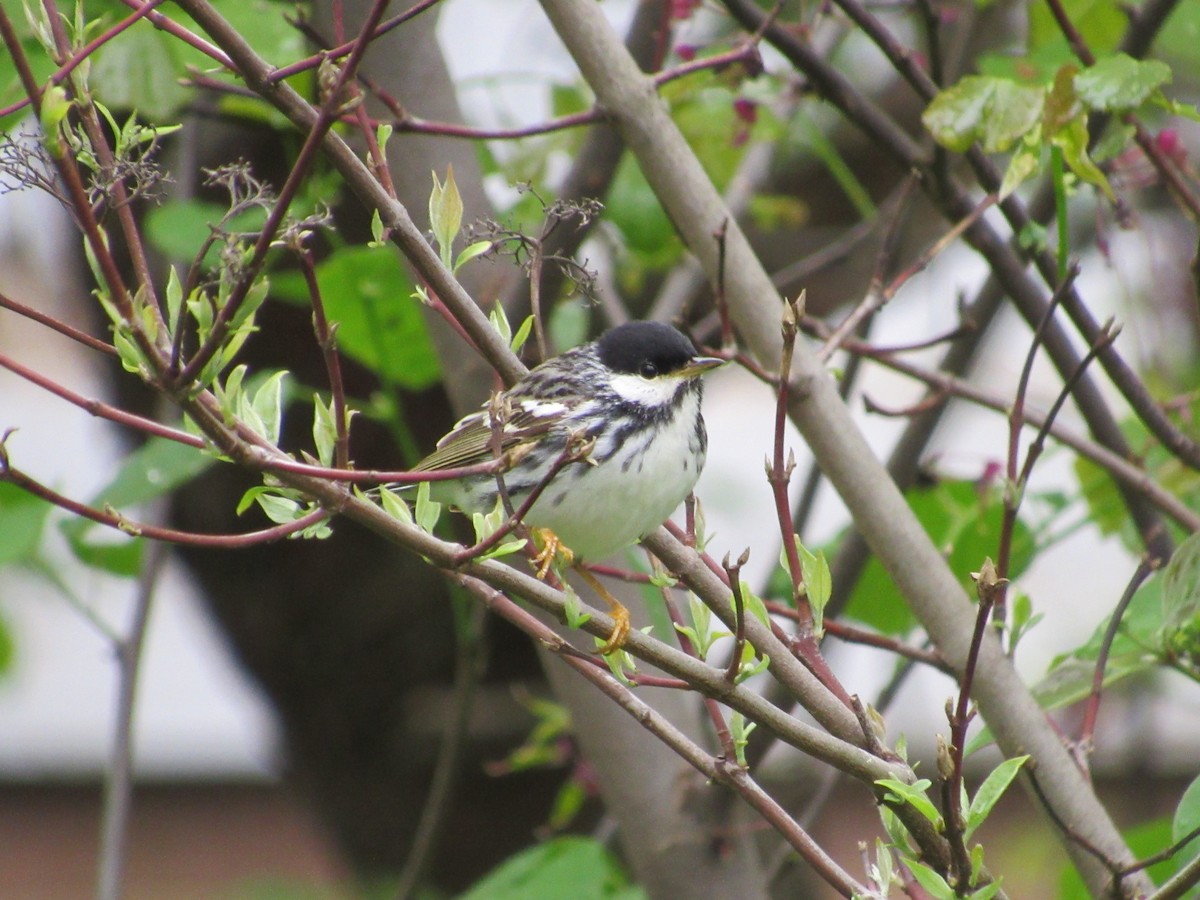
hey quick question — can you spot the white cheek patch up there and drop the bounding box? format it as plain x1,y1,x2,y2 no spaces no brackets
608,372,680,408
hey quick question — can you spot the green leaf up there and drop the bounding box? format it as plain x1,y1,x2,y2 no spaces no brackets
164,265,184,333
607,151,683,279
144,199,267,270
58,437,215,577
249,370,287,445
907,860,955,899
923,76,1045,153
489,300,513,345
510,315,535,353
0,609,15,678
81,437,214,511
1161,530,1200,633
563,586,592,630
312,394,336,467
845,480,1037,634
1029,0,1126,59
1059,817,1178,898
965,755,1029,841
0,482,53,567
876,777,944,829
272,245,440,390
797,541,831,636
1051,114,1114,200
378,486,413,526
429,165,464,268
969,880,1003,900
1074,54,1171,111
729,711,756,766
999,140,1042,199
460,836,641,900
415,480,442,533
1172,773,1200,874
251,489,300,524
455,239,493,273
88,24,188,119
38,84,72,142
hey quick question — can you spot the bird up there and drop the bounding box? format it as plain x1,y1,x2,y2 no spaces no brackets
413,320,724,653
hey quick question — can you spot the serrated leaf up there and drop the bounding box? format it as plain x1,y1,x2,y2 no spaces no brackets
923,76,1045,153
1074,54,1171,111
1161,530,1200,632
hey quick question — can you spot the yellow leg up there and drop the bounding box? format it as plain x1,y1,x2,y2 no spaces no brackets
531,529,630,655
532,527,573,580
577,567,631,656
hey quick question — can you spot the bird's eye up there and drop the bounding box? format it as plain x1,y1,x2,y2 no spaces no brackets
639,362,658,378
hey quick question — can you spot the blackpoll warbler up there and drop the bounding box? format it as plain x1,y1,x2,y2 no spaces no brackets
415,321,724,651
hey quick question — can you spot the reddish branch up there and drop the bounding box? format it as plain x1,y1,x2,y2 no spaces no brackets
172,0,394,389
0,443,329,547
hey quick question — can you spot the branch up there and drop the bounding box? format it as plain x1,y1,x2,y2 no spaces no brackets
538,0,1149,893
450,572,871,900
0,448,329,547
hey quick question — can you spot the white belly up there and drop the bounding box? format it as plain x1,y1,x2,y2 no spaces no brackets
524,393,705,560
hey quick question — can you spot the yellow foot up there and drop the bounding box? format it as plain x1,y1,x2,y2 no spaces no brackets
532,527,573,580
596,601,631,656
578,566,631,656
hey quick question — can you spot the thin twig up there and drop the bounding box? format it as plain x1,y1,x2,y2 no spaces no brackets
450,573,869,899
0,449,329,547
0,292,117,356
1077,557,1157,753
297,243,351,468
173,0,393,388
393,598,486,900
722,549,752,684
95,532,168,900
942,559,1007,886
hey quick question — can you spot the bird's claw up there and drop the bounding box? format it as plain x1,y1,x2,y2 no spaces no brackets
596,603,631,656
532,527,573,579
